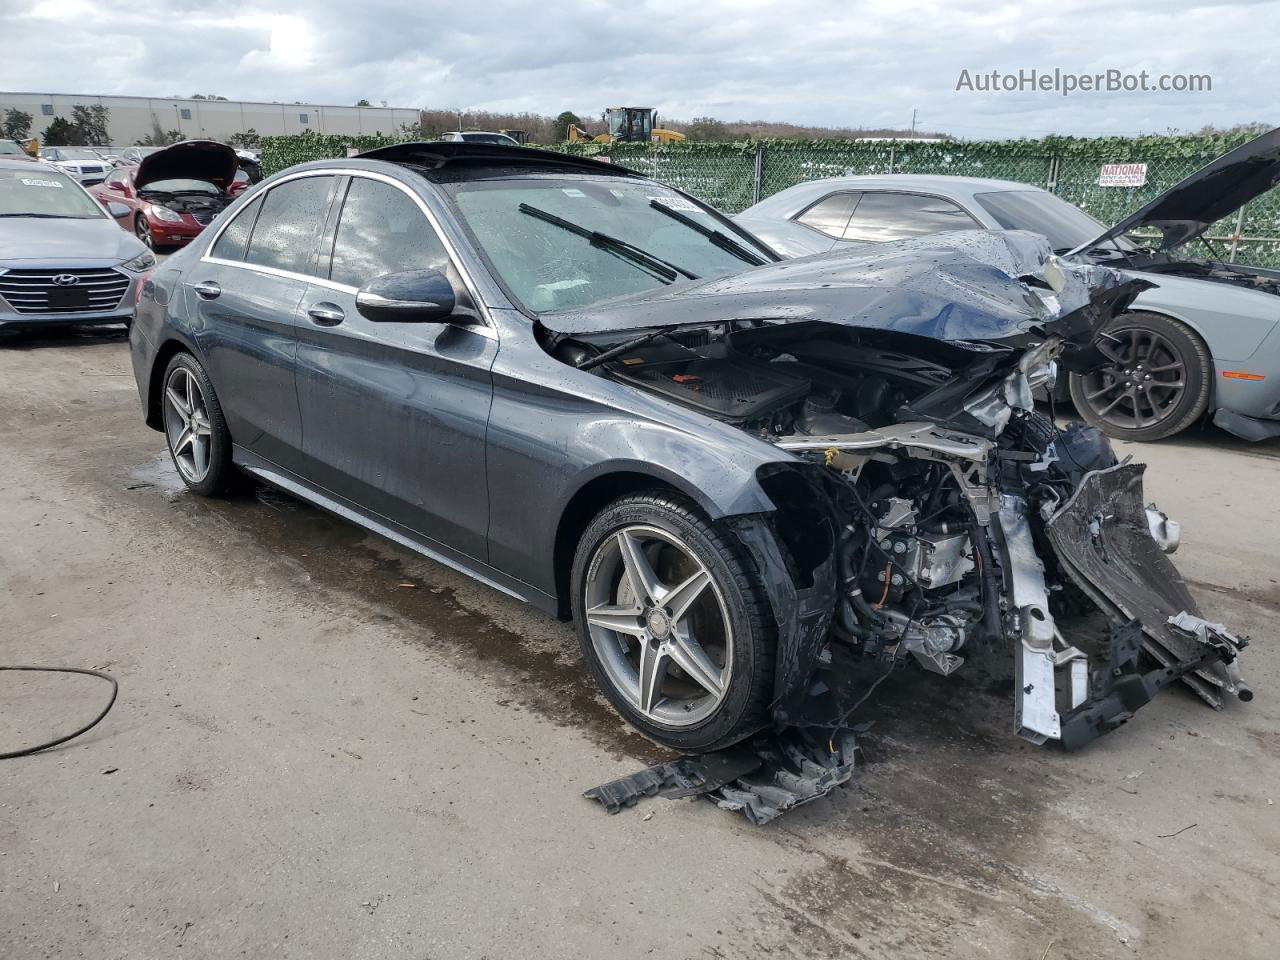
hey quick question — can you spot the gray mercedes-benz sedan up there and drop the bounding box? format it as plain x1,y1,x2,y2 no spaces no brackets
127,142,1250,756
0,158,155,331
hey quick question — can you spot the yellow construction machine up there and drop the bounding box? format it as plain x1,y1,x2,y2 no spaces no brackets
566,107,686,144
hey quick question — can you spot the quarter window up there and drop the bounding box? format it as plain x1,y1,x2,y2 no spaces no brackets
795,192,859,239
329,177,449,288
842,192,980,243
243,176,335,276
210,196,262,262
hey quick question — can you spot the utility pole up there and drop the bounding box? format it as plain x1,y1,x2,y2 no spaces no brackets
910,109,918,136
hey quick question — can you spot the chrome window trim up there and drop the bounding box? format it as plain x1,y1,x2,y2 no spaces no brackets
199,167,497,336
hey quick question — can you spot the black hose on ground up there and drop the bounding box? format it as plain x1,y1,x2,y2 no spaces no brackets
0,666,118,759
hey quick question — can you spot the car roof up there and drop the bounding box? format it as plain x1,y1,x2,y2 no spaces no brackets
0,156,51,170
741,174,1050,216
354,141,644,182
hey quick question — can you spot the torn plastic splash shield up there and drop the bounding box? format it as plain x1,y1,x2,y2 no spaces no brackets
584,729,858,825
1044,462,1250,709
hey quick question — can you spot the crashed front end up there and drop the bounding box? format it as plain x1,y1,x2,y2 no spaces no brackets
750,242,1252,749
549,230,1252,751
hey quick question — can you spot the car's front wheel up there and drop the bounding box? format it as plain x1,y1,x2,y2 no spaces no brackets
134,215,157,251
161,352,237,496
571,491,775,753
1069,312,1212,442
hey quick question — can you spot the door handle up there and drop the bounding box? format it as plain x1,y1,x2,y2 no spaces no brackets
192,280,221,300
307,302,345,327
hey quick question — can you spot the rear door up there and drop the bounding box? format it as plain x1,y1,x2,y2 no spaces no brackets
293,173,498,561
188,173,340,472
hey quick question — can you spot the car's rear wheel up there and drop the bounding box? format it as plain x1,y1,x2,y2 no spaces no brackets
571,491,775,753
1069,312,1212,442
161,353,236,496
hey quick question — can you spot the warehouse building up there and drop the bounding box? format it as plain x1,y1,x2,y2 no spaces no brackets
0,91,420,145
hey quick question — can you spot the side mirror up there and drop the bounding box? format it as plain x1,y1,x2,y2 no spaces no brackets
106,201,130,219
355,269,457,323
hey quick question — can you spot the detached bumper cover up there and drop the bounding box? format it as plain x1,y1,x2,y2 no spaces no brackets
1042,462,1249,745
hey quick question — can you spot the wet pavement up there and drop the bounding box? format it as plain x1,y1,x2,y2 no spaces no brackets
2,325,1278,959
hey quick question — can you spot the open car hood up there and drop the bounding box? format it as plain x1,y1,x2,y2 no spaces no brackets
135,140,239,192
1068,126,1280,256
542,229,1145,345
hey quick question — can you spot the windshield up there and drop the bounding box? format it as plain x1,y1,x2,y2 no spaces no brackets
140,178,220,195
0,141,26,156
0,169,106,218
462,133,517,145
448,177,773,313
973,190,1135,253
55,149,103,161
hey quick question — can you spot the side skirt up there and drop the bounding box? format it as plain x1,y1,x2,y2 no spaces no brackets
232,445,559,616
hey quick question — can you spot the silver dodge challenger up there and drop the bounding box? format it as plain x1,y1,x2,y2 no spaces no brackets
736,128,1280,442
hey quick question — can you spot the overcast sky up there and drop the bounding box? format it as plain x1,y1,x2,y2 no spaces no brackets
2,0,1277,138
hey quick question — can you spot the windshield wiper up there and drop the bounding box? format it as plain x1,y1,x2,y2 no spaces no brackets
0,212,82,219
647,199,765,266
518,203,699,282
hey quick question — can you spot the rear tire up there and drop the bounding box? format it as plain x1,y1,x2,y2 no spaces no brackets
1069,312,1211,442
571,491,776,753
161,352,237,497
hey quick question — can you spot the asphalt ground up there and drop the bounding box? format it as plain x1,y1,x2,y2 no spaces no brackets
2,323,1277,960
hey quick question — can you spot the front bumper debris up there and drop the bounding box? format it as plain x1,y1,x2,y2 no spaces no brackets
584,729,858,825
1044,462,1249,709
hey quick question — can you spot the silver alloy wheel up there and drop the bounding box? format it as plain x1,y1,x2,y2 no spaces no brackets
163,366,213,483
583,524,733,727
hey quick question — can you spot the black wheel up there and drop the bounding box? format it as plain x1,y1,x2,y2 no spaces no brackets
134,215,156,250
1069,312,1212,442
161,353,236,496
571,491,776,753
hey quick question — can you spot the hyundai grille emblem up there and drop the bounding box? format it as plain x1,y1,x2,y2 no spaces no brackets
52,274,80,286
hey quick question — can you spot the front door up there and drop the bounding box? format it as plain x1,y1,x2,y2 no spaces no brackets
293,174,497,561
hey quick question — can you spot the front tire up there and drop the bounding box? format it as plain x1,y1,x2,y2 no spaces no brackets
571,491,776,753
1069,312,1212,442
134,215,158,251
161,353,236,496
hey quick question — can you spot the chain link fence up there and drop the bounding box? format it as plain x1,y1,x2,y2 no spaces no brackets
260,133,1280,268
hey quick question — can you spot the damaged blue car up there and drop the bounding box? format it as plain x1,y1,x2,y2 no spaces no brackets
128,143,1251,756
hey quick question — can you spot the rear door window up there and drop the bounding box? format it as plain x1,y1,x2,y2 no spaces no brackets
210,196,262,262
243,176,336,276
328,177,450,288
842,192,980,242
794,192,859,239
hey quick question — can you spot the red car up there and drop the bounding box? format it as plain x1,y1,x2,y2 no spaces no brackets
91,140,239,251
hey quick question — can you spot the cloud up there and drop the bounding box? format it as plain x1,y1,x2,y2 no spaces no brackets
1,0,1277,136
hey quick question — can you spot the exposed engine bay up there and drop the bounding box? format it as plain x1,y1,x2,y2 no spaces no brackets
137,186,232,222
1129,256,1280,296
546,249,1252,750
